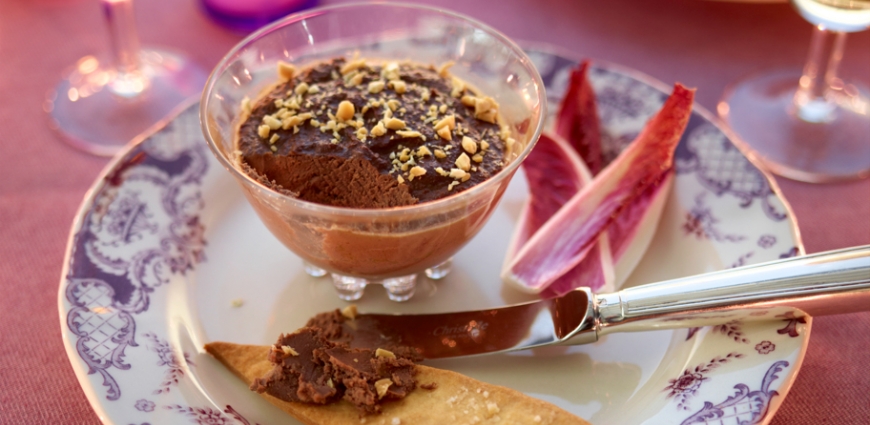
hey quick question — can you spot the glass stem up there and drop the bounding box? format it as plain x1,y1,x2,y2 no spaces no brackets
793,26,847,123
103,0,148,97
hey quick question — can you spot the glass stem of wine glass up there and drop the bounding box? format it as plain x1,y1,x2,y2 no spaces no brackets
103,0,148,98
793,26,847,123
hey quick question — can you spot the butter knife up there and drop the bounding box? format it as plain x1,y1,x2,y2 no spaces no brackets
352,245,870,359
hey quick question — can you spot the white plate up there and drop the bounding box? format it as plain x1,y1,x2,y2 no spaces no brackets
59,49,807,425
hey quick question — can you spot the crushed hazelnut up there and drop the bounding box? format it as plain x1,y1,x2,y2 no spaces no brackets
438,61,455,77
474,96,499,123
375,348,396,359
449,168,467,179
434,115,456,131
371,121,387,137
340,58,366,75
375,378,393,399
368,80,386,94
455,152,471,171
447,181,460,191
480,140,490,151
240,97,251,113
385,118,406,130
269,134,279,144
336,100,355,121
281,345,299,356
461,95,477,107
435,167,449,177
434,149,447,159
472,154,483,163
450,77,465,98
263,115,282,130
396,130,425,140
294,82,310,95
461,136,478,154
397,175,405,184
436,125,452,141
408,166,427,181
355,127,368,141
389,80,407,94
341,304,358,320
350,72,365,87
257,124,271,139
416,146,432,157
307,84,320,94
277,61,296,81
386,99,401,112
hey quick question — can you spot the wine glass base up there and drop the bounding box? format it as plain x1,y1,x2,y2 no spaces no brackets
719,68,870,183
45,49,207,157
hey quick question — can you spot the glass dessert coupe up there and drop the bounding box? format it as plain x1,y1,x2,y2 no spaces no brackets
200,3,546,302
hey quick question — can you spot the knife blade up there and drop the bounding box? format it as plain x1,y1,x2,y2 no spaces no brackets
354,245,870,359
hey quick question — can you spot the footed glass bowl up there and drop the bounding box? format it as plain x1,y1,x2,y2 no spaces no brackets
200,2,545,301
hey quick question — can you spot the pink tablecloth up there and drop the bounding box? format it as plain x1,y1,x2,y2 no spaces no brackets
1,0,868,423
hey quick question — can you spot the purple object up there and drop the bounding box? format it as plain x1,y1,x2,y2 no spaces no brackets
200,0,318,32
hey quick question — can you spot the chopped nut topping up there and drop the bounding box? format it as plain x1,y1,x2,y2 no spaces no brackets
375,348,396,359
396,130,425,140
461,136,478,154
408,166,427,181
347,72,364,87
240,97,251,114
269,134,279,144
294,82,310,95
340,58,366,75
461,95,477,107
371,121,387,137
472,154,483,163
473,96,499,123
436,125,452,141
435,167,449,177
375,378,393,399
368,80,386,94
386,99,400,112
277,61,296,81
434,149,447,159
455,152,471,171
385,118,406,130
281,345,299,356
480,140,490,151
449,168,467,179
397,175,405,184
450,77,465,98
434,115,456,131
257,124,271,139
438,61,455,77
355,127,368,141
389,80,407,94
307,84,320,94
421,89,431,102
263,115,281,130
336,100,355,121
341,304,358,320
447,181,460,191
416,146,432,157
382,62,400,80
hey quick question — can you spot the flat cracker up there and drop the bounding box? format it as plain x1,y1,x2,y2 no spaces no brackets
205,342,589,425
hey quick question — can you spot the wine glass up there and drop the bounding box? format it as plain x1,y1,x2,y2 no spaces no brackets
718,0,870,183
44,0,207,157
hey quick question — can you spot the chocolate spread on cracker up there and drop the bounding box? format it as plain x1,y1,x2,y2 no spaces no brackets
251,309,424,414
236,57,513,208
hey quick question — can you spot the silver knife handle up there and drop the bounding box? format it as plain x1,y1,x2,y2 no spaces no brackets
594,245,870,335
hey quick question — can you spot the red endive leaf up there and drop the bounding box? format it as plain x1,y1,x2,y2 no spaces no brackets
556,61,603,175
504,84,694,293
